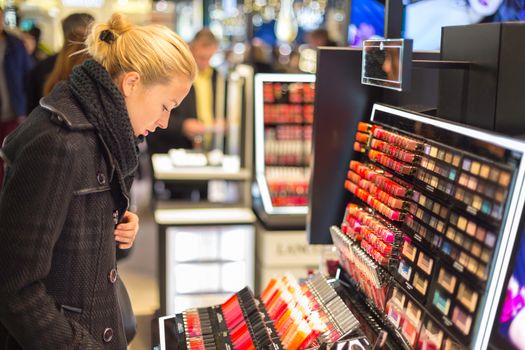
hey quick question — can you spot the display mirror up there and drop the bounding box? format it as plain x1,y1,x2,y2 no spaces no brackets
361,38,412,91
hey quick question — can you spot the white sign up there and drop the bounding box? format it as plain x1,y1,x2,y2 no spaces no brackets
62,0,104,8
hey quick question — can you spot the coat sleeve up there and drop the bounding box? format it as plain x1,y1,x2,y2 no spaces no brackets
0,129,102,349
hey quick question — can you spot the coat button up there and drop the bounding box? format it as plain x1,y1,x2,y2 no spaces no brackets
103,327,113,342
112,210,119,225
108,268,118,284
97,172,106,185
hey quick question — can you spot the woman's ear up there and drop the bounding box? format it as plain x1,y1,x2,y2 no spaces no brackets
118,72,141,97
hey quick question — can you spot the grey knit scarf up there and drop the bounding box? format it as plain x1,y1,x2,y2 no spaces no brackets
69,60,140,184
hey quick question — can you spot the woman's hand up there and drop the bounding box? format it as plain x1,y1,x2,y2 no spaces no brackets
114,211,139,249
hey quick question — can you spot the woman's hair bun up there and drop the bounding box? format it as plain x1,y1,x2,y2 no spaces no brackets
106,12,133,36
85,12,197,85
99,29,115,44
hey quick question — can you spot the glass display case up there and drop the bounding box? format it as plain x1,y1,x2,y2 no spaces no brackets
253,73,316,228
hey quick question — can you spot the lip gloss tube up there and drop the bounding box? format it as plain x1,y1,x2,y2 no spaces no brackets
355,131,370,144
357,122,372,133
354,142,366,153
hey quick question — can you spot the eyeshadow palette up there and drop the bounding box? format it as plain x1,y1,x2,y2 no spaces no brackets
395,235,435,303
417,318,467,350
385,286,425,347
429,265,483,338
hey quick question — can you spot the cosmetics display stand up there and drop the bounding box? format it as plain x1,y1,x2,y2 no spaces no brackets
154,65,257,315
252,73,316,225
329,103,525,349
154,274,376,350
252,73,323,292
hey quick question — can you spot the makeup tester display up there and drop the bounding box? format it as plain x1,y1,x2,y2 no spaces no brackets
262,80,313,207
158,274,363,350
254,74,315,216
332,103,525,349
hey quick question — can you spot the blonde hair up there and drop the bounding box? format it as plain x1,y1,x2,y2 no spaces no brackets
85,13,197,85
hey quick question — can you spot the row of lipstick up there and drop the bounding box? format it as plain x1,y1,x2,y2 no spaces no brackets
179,287,283,350
265,125,313,141
182,308,224,350
370,138,419,165
341,204,401,265
260,274,359,350
368,149,417,176
349,161,415,199
344,204,397,244
331,226,389,312
221,288,276,350
344,175,404,222
356,130,421,166
263,82,315,104
264,140,312,166
263,104,314,124
371,125,423,153
266,166,310,206
347,170,414,212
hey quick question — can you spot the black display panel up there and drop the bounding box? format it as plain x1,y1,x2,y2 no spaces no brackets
308,48,439,244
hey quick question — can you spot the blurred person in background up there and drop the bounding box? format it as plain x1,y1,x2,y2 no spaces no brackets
27,13,94,112
249,37,274,74
0,6,33,189
42,21,92,95
21,25,48,62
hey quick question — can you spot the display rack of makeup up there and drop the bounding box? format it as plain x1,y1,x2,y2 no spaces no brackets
265,166,310,207
261,80,315,208
338,119,519,348
332,224,469,350
370,125,506,288
353,122,510,288
369,123,510,224
168,287,284,350
263,82,315,123
260,273,361,349
386,279,470,349
264,138,311,166
329,226,411,350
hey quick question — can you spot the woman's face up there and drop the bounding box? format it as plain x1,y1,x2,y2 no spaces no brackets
120,74,192,137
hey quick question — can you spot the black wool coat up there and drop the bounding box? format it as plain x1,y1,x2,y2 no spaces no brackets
0,82,131,349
